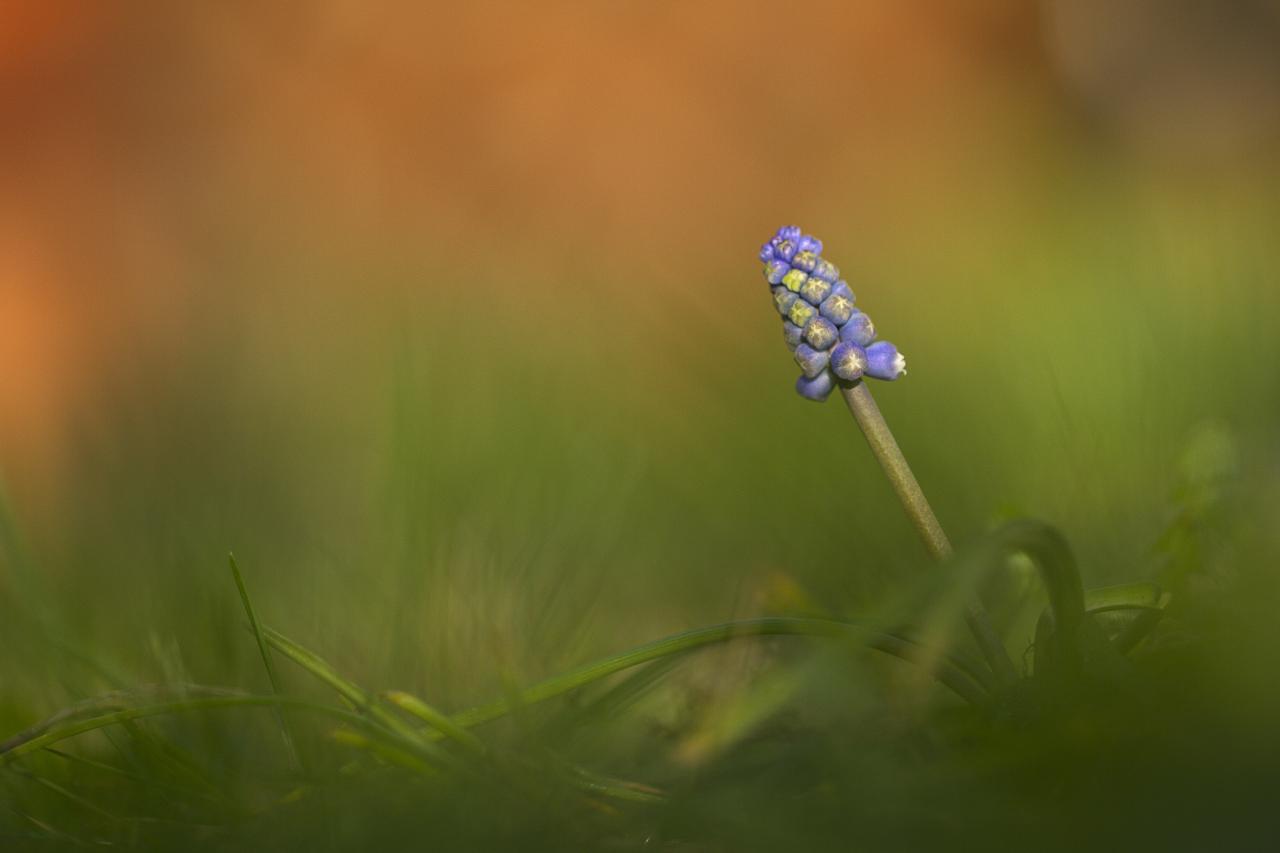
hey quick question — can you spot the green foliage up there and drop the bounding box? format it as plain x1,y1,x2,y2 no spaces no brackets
2,193,1280,848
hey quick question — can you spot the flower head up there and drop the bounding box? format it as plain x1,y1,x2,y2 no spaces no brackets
759,225,906,400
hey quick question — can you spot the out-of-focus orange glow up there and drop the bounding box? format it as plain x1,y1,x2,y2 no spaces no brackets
2,1,1278,513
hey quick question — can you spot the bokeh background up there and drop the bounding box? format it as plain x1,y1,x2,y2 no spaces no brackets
3,1,1280,848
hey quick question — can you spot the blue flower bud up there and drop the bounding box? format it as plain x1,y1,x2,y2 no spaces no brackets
772,286,798,317
829,341,867,381
802,317,839,350
792,250,818,273
777,225,802,243
781,268,808,293
763,259,789,285
795,370,835,401
812,257,840,283
774,239,798,262
797,234,823,255
831,280,855,303
819,291,855,325
798,275,832,306
865,341,907,380
782,320,803,350
787,298,817,328
759,242,776,262
839,311,876,347
794,343,830,379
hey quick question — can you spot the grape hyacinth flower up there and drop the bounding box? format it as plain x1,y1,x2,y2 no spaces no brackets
757,225,1017,686
760,226,904,403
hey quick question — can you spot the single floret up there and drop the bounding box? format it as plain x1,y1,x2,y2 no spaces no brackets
865,341,907,380
792,250,818,273
799,275,832,306
781,268,808,294
772,286,798,317
812,258,840,283
797,234,822,254
802,317,839,350
839,311,876,347
819,291,855,325
795,370,835,401
763,259,789,285
788,299,818,328
830,342,868,381
794,343,830,379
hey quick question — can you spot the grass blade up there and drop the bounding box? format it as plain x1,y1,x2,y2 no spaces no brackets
434,616,991,739
1,692,418,766
228,554,302,770
1083,582,1165,613
258,627,459,769
381,691,485,754
329,729,435,775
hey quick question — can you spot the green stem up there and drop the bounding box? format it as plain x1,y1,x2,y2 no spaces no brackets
438,617,989,739
838,381,1019,686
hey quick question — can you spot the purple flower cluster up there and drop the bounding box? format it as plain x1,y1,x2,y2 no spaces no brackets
760,225,906,402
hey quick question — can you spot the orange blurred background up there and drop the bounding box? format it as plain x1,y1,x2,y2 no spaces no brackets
3,0,1280,515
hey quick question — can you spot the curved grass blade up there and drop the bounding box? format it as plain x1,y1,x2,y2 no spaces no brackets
430,616,991,740
988,521,1086,676
1,684,244,755
1084,582,1165,612
0,693,422,767
1085,582,1169,655
1034,582,1171,670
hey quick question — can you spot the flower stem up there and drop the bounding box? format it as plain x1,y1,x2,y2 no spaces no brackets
838,381,1019,686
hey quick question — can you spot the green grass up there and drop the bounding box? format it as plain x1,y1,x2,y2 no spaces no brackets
2,185,1280,850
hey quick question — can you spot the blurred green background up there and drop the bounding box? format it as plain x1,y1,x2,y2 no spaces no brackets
3,1,1280,849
